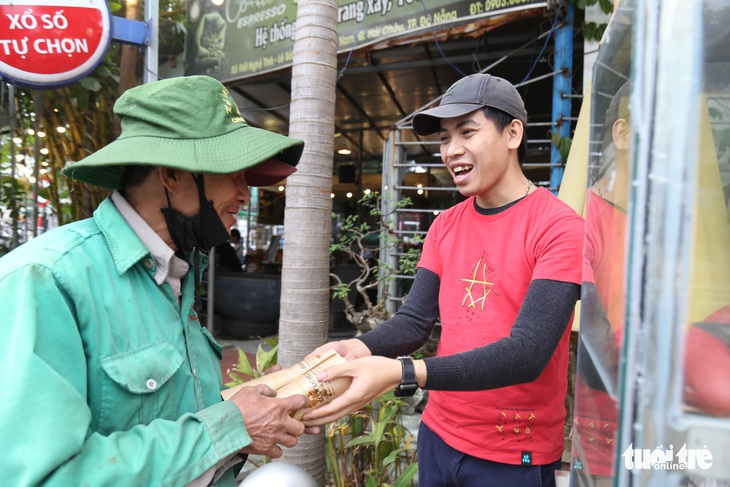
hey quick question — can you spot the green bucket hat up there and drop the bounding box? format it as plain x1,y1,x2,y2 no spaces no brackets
62,75,304,189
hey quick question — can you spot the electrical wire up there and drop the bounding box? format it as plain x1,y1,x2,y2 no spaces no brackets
337,13,367,82
520,0,562,84
418,0,467,77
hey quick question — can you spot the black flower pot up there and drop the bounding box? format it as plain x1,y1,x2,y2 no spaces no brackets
213,272,280,339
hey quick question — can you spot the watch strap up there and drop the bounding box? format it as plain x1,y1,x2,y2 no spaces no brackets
394,356,419,397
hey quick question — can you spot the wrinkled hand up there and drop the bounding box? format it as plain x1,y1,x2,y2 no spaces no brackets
301,356,402,426
306,338,371,362
229,385,310,458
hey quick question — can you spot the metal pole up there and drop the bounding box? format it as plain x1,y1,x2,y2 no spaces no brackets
143,0,159,83
32,90,42,237
0,83,4,208
8,84,18,248
550,1,574,193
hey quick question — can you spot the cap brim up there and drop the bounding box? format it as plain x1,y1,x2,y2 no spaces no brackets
412,103,485,135
245,158,297,186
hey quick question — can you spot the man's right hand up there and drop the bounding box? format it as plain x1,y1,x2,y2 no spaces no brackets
228,385,309,458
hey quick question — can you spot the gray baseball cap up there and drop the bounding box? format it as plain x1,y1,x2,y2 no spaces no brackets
412,73,527,135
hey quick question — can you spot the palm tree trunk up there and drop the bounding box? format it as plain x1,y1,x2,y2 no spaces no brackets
279,0,339,483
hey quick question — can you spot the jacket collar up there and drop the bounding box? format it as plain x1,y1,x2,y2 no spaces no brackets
93,196,208,277
93,197,151,276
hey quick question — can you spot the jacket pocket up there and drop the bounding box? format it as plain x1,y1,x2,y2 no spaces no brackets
98,340,185,433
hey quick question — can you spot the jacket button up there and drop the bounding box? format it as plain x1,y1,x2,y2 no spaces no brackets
143,258,154,269
146,378,158,391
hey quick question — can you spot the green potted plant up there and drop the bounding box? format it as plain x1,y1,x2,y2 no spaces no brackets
330,192,423,335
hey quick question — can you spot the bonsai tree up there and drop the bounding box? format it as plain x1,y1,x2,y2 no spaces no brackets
330,192,422,334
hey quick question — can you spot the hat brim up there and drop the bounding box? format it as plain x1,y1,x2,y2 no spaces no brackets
245,158,297,187
412,103,486,135
62,124,303,189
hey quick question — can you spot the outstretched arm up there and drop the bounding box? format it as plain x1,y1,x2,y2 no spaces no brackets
423,279,580,390
303,279,579,425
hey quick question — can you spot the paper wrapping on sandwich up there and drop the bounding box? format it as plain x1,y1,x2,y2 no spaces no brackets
221,349,351,420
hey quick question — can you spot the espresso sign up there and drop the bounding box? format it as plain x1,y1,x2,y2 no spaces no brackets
0,0,112,88
185,0,545,82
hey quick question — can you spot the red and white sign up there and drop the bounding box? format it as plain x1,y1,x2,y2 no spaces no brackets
0,0,111,88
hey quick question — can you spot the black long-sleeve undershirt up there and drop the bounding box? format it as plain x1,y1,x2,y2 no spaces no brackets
358,267,580,391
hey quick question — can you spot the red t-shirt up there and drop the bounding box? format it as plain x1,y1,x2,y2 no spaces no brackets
419,187,584,465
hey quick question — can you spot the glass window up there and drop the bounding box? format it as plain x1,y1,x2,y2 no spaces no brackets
570,2,633,484
571,0,730,485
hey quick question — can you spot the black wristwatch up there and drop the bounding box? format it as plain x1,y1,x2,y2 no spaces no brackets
394,356,419,397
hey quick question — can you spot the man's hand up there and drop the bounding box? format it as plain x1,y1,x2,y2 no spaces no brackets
228,385,310,458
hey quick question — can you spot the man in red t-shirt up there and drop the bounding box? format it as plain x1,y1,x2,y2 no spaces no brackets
304,73,584,487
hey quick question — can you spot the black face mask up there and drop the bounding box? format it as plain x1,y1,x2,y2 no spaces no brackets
161,173,231,253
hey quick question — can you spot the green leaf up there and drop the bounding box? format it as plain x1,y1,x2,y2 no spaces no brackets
345,433,376,448
581,21,608,43
97,65,112,78
551,131,562,147
393,463,419,487
224,373,242,388
382,448,406,466
233,348,254,378
372,402,400,446
331,282,351,300
559,137,573,161
256,342,278,372
598,0,614,14
80,77,102,92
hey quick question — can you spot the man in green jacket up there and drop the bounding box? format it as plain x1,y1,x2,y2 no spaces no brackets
0,76,313,486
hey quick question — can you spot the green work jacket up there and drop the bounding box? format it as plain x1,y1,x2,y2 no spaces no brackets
0,198,250,486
